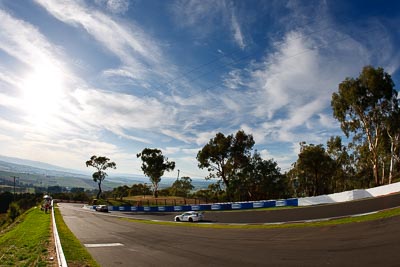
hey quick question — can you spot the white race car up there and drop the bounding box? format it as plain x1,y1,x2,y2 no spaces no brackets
95,205,109,212
174,211,204,222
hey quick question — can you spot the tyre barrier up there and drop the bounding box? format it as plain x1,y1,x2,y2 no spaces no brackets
93,198,299,212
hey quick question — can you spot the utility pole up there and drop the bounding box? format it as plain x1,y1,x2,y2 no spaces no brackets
11,176,19,200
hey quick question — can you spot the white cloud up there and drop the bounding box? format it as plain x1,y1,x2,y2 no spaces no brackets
318,113,339,129
0,8,171,174
194,131,219,146
161,129,194,144
170,0,246,49
230,10,245,49
0,9,64,73
170,0,222,32
71,88,176,134
223,69,246,90
35,0,164,81
219,14,400,164
1,1,399,178
97,0,130,14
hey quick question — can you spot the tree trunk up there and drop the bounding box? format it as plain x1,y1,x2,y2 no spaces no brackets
388,134,399,184
97,181,102,199
373,160,379,186
153,183,158,198
389,142,394,184
364,120,380,186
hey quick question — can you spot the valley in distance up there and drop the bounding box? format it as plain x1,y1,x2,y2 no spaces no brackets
0,155,212,194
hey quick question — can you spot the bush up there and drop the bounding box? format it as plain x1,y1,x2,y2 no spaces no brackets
7,202,21,222
0,192,14,213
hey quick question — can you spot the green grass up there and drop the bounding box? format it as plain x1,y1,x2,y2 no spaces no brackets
122,207,400,229
54,206,100,267
0,207,51,266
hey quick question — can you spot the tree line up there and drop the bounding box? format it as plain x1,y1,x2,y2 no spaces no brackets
87,66,400,202
107,176,194,201
0,192,45,227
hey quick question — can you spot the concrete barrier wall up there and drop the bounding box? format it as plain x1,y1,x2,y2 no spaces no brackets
298,181,400,206
366,182,400,196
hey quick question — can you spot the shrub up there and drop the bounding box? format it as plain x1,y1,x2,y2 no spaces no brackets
7,202,21,222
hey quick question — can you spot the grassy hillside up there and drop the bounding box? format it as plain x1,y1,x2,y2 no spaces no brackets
0,207,53,266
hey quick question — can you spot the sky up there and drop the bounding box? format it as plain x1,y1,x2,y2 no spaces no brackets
0,0,399,179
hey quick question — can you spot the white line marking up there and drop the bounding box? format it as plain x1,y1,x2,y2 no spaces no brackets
352,211,378,217
85,243,124,248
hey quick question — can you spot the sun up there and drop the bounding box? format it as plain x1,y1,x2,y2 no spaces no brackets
19,62,65,126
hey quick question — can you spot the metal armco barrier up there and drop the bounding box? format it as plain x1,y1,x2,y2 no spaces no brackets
52,200,68,267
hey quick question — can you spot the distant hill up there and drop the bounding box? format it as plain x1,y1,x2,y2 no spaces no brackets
0,155,88,176
0,155,213,190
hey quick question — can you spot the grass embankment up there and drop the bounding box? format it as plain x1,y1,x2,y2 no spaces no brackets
0,207,52,266
54,206,100,267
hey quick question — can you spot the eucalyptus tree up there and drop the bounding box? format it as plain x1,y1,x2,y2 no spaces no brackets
385,106,400,183
331,66,398,185
234,152,285,201
112,185,130,200
137,148,175,198
130,183,151,196
196,130,255,200
86,155,117,199
293,143,335,196
171,176,194,198
326,136,354,192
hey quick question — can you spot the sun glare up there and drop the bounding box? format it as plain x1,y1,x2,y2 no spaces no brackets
19,63,65,126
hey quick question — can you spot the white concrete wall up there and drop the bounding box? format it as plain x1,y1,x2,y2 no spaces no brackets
298,182,400,206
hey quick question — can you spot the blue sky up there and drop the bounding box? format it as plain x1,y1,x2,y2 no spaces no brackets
0,0,399,179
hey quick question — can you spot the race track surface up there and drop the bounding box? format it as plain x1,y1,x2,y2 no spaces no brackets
121,193,400,223
58,193,400,266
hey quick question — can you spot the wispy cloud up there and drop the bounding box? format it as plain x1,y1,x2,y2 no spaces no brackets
95,0,130,14
35,0,164,82
0,9,62,73
0,7,170,172
230,10,245,49
221,12,399,161
170,0,246,49
1,1,399,177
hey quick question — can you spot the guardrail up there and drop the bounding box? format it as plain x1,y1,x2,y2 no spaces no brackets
51,200,68,267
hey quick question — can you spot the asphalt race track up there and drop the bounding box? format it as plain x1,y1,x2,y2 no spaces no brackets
121,193,400,224
58,193,400,266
